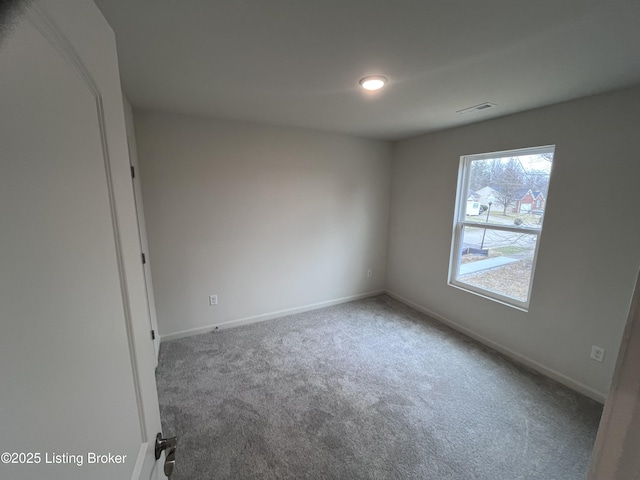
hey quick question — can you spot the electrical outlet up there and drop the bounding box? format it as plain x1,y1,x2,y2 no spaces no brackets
367,269,372,278
209,295,218,306
590,345,605,362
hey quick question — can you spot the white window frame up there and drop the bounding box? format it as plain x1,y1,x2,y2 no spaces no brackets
448,145,555,311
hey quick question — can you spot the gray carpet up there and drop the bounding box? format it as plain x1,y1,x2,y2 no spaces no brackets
156,295,602,479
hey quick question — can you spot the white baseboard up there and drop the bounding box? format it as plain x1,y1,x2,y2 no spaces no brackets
160,290,385,343
386,290,607,404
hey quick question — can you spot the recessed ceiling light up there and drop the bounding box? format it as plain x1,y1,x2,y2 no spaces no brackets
359,76,387,91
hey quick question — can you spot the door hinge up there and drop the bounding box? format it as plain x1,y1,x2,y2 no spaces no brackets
131,166,135,178
151,330,156,340
142,253,146,264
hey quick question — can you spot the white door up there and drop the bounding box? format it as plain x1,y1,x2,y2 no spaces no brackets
0,1,165,479
123,99,161,364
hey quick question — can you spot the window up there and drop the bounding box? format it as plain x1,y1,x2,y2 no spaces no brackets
448,146,554,310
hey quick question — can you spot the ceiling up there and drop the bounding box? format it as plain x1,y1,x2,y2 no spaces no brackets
95,0,640,141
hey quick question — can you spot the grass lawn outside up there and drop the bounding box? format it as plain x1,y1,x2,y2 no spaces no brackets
459,258,533,301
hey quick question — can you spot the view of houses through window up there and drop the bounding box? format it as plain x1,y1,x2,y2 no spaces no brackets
450,146,555,309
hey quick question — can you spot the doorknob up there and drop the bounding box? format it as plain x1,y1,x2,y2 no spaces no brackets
164,446,176,477
155,433,178,477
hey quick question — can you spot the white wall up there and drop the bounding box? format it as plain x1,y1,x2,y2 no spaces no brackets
589,271,640,479
387,86,640,399
134,111,392,338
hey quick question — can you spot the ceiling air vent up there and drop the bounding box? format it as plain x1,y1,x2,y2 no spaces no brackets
456,102,496,115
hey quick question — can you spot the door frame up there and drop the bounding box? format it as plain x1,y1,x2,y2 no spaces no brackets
124,98,161,365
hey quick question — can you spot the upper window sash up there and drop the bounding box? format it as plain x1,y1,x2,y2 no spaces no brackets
460,145,554,162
